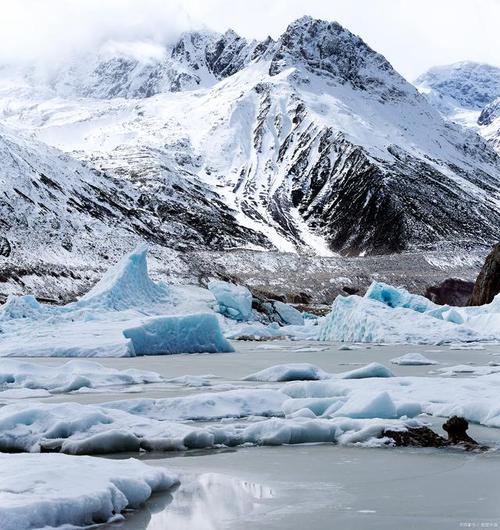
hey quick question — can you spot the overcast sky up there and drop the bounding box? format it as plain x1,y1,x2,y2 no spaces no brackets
1,0,499,80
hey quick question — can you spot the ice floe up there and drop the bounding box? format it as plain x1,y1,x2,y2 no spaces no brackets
3,358,500,455
104,389,287,421
437,364,500,376
244,363,330,382
208,280,253,321
283,370,500,427
0,359,162,394
390,353,439,365
243,362,392,382
0,453,178,530
271,301,305,326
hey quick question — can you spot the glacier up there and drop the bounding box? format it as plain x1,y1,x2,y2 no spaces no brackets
0,247,234,356
319,281,500,344
0,453,178,530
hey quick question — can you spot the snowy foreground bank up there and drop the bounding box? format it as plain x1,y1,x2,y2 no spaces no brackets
0,453,178,530
0,247,499,358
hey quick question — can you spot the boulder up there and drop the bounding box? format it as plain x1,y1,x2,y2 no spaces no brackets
469,243,500,306
425,278,474,306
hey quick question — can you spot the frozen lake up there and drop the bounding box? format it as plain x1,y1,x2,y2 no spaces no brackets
28,339,500,404
102,444,500,530
11,340,500,529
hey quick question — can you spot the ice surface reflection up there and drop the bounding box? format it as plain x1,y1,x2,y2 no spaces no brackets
108,472,274,530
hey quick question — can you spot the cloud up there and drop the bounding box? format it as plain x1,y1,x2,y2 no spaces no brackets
0,0,499,79
0,0,193,66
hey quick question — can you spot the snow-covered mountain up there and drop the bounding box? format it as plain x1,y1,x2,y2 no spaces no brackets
1,17,500,265
415,62,500,112
415,61,500,152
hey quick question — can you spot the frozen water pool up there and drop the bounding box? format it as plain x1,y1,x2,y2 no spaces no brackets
3,340,500,529
103,444,500,530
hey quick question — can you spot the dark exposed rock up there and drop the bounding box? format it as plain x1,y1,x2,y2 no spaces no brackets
425,278,474,306
468,243,500,305
478,97,500,126
249,287,286,303
383,426,448,448
342,286,359,295
442,416,479,446
251,295,286,325
286,292,312,304
0,237,11,257
383,416,484,450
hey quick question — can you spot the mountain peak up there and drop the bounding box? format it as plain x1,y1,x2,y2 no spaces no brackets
268,16,410,99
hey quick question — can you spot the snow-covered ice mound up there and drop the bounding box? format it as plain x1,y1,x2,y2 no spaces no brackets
437,364,500,376
337,362,394,379
243,362,393,382
320,281,500,344
0,453,178,530
0,397,420,453
0,359,162,394
244,363,329,382
391,353,439,365
0,247,233,356
104,388,287,421
283,371,500,427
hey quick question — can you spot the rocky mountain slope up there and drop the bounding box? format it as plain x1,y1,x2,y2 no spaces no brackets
1,17,499,273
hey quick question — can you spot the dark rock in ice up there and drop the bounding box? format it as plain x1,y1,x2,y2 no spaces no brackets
383,416,484,450
383,426,447,448
424,278,474,306
442,416,479,447
0,237,11,257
